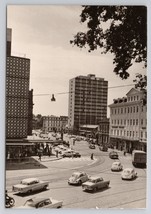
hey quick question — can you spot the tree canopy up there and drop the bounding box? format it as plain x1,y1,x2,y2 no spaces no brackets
70,6,147,79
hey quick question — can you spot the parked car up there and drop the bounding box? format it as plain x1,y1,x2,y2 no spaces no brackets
82,176,110,192
89,144,95,149
121,168,137,180
109,151,119,159
111,161,123,171
18,197,63,209
68,171,89,185
12,178,49,194
62,151,81,158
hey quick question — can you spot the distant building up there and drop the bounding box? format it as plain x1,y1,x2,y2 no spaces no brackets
68,74,108,134
109,88,147,152
98,118,110,146
43,115,68,133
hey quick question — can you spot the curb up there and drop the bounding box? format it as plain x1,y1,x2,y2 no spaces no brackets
37,156,63,162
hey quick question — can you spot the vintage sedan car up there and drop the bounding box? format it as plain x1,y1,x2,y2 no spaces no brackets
82,176,110,192
89,144,95,149
62,151,81,158
68,171,89,185
99,146,108,152
111,161,123,171
109,151,119,159
121,168,137,180
18,197,63,209
12,178,49,194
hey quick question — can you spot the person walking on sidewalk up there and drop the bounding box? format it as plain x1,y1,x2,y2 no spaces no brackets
91,153,94,160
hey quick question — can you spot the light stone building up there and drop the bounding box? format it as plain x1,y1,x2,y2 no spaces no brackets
109,88,147,152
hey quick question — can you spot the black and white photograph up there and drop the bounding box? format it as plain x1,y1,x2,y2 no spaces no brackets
5,4,147,209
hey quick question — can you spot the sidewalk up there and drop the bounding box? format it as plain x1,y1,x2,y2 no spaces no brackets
6,155,62,170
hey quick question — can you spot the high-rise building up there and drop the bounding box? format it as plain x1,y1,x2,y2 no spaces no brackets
6,28,32,139
68,74,108,133
109,88,147,152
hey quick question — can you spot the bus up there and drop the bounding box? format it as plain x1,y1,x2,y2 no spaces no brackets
132,150,146,167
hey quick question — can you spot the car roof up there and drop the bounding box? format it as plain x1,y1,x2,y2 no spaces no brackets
21,178,39,183
27,197,50,205
89,176,102,180
73,171,84,175
112,162,120,165
123,168,133,171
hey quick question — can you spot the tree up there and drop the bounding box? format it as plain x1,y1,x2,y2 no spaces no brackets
133,74,147,105
70,6,147,79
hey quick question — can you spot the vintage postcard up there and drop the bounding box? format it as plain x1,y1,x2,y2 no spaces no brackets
5,5,147,209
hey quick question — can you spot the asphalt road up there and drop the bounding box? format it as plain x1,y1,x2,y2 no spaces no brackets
6,139,146,209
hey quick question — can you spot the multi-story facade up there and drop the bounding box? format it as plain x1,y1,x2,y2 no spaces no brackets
43,115,68,133
68,74,108,133
6,29,31,138
109,88,147,152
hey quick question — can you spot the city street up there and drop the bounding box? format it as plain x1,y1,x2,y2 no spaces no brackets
6,139,146,209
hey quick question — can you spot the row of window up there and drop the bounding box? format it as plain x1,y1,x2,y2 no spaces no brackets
111,129,147,139
111,106,140,114
127,95,140,102
111,118,147,126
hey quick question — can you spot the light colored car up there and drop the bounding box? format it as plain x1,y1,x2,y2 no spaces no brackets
68,171,89,185
121,168,137,180
18,197,63,209
111,161,123,171
12,178,49,194
82,176,110,192
62,151,81,158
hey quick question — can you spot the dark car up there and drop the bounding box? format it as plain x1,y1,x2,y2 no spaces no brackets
89,144,95,149
99,146,108,152
109,151,119,159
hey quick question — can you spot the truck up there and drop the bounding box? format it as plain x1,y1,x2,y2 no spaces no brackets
132,150,146,167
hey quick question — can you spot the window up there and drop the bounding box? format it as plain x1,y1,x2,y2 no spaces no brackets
117,130,119,136
121,119,122,125
131,107,132,113
120,130,122,136
133,119,135,125
130,131,131,137
115,109,116,114
130,119,132,125
133,106,135,113
136,119,138,125
141,131,143,138
127,131,129,136
141,119,143,125
127,120,129,125
136,106,139,112
121,108,123,114
128,107,129,113
133,131,135,137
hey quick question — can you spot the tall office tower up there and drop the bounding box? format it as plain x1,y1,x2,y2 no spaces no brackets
68,74,108,132
6,28,31,139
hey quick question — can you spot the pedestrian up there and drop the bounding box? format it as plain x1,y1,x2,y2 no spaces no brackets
91,153,94,160
38,153,41,161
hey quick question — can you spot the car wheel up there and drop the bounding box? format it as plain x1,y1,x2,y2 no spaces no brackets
106,183,109,188
78,180,82,185
93,187,97,192
43,185,47,190
27,189,32,194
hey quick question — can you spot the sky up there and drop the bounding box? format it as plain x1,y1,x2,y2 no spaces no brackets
7,5,146,117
